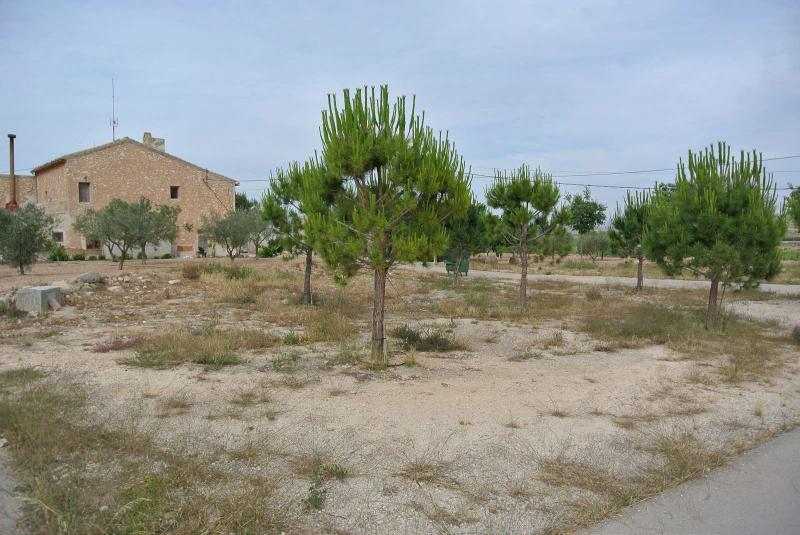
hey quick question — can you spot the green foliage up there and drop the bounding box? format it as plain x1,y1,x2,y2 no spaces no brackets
48,243,69,262
786,187,800,230
567,187,606,234
486,164,564,302
200,209,261,261
258,240,283,258
0,204,55,274
536,224,573,262
308,85,470,276
644,142,786,327
305,85,471,360
444,201,486,279
74,197,180,269
578,230,610,262
263,156,337,256
235,192,256,211
391,324,463,352
71,253,85,261
480,211,505,256
609,190,650,260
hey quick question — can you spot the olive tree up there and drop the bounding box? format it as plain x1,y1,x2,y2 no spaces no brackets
304,85,470,362
609,190,650,289
644,143,786,329
74,198,179,268
486,165,564,305
578,230,610,263
200,209,261,261
536,224,572,263
0,205,55,274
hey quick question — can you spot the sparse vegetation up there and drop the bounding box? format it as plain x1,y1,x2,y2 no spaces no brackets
121,325,277,370
391,324,466,352
0,374,289,534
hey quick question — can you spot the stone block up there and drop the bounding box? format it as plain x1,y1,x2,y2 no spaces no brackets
75,272,103,284
13,286,63,314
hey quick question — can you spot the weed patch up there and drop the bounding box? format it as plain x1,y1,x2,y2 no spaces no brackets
391,324,466,352
121,325,276,370
0,376,289,534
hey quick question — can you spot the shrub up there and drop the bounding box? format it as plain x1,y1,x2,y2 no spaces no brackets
258,240,283,258
87,255,98,261
121,327,277,371
181,263,202,280
391,324,465,352
48,244,69,262
71,253,86,261
585,289,602,301
160,253,173,259
792,326,800,345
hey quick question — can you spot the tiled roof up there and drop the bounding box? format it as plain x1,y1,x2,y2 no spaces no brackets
31,137,239,185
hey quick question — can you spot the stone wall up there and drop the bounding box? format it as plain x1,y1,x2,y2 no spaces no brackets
0,174,38,207
34,139,236,253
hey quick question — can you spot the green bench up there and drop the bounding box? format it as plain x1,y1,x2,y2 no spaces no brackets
445,257,469,276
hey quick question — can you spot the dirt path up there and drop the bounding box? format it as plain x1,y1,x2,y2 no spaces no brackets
402,263,800,296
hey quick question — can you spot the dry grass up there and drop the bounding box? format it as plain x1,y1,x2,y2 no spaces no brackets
539,431,730,533
121,324,278,370
391,323,468,352
91,336,143,353
0,372,290,534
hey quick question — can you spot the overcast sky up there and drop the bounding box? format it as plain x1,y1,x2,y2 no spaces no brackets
2,0,798,211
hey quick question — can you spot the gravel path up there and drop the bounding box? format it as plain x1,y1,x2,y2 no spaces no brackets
401,263,800,296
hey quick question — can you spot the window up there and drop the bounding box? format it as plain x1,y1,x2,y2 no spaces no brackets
170,186,180,200
52,232,64,243
78,182,91,203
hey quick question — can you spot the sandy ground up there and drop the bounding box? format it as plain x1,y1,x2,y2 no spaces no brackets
1,258,799,533
404,262,800,296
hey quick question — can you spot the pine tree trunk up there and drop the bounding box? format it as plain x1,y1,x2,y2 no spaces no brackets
706,277,719,329
636,257,644,290
453,249,462,286
519,223,529,305
371,267,387,364
302,249,313,304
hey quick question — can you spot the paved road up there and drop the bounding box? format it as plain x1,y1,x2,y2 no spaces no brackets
401,263,800,296
589,428,800,535
0,449,20,535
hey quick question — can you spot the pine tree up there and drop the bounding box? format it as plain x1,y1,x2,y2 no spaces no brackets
486,165,564,305
644,143,786,328
305,85,470,362
444,201,486,284
609,190,650,289
262,156,339,304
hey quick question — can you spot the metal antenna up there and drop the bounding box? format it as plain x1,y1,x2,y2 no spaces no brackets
110,78,119,141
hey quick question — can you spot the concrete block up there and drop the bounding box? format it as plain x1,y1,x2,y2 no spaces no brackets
13,286,63,314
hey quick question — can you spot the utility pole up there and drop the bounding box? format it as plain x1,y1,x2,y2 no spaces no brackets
110,78,119,141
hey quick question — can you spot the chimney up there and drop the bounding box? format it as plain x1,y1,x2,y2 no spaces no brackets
5,134,17,211
142,132,165,152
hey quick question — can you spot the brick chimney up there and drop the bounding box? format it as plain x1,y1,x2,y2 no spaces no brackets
142,132,165,152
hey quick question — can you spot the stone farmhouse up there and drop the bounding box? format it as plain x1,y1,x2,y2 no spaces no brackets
2,133,238,257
